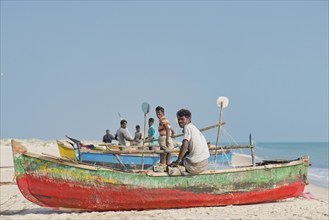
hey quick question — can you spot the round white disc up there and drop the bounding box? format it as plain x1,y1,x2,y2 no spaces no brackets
217,96,229,108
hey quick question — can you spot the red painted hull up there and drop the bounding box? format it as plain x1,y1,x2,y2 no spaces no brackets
17,174,305,211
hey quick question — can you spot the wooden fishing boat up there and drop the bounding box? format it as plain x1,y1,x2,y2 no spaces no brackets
12,140,309,211
57,140,233,169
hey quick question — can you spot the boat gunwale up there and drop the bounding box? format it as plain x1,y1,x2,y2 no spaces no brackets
12,140,309,177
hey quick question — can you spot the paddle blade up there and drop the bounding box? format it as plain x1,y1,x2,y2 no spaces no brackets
217,96,229,108
65,135,81,145
142,102,150,114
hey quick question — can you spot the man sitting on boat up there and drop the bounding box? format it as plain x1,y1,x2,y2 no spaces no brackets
170,109,210,174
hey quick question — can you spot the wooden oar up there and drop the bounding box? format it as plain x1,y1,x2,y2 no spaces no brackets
99,145,252,155
214,96,229,162
114,154,128,170
141,102,150,170
250,133,256,167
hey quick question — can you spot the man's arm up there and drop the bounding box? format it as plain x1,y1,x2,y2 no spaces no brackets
165,125,170,147
171,128,175,137
123,129,134,141
170,139,189,166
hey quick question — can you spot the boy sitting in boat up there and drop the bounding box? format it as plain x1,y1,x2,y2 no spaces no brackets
170,109,210,174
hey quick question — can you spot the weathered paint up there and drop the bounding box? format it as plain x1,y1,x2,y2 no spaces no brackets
57,143,76,160
17,174,305,211
12,145,308,212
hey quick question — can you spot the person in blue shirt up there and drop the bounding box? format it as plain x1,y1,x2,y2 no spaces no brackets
145,118,159,150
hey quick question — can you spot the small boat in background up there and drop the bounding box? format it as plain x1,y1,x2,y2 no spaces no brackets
57,141,76,160
57,140,233,169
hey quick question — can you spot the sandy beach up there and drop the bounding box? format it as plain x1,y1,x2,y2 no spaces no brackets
1,139,328,220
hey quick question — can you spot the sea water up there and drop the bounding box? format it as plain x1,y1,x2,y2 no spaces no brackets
234,142,329,188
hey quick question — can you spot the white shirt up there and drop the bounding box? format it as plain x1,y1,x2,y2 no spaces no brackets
183,122,210,163
116,128,132,146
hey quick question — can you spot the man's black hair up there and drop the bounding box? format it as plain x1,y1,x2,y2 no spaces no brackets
176,109,191,118
155,106,165,113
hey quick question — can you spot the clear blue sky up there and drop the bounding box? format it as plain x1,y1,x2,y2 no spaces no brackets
1,1,328,142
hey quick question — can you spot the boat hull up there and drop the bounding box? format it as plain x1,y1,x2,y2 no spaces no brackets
17,174,305,211
12,140,308,211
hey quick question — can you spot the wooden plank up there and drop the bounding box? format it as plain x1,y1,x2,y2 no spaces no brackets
99,145,252,155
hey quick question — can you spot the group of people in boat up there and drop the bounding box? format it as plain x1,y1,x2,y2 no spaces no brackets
102,107,209,174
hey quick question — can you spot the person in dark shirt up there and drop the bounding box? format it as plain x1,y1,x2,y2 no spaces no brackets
103,129,114,143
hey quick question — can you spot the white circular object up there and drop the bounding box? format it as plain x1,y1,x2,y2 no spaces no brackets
217,96,229,108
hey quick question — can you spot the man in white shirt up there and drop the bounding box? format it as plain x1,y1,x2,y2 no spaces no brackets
170,109,209,174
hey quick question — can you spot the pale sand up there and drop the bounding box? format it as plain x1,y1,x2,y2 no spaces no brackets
1,139,328,220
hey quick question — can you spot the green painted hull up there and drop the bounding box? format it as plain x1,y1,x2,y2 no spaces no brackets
12,140,309,211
